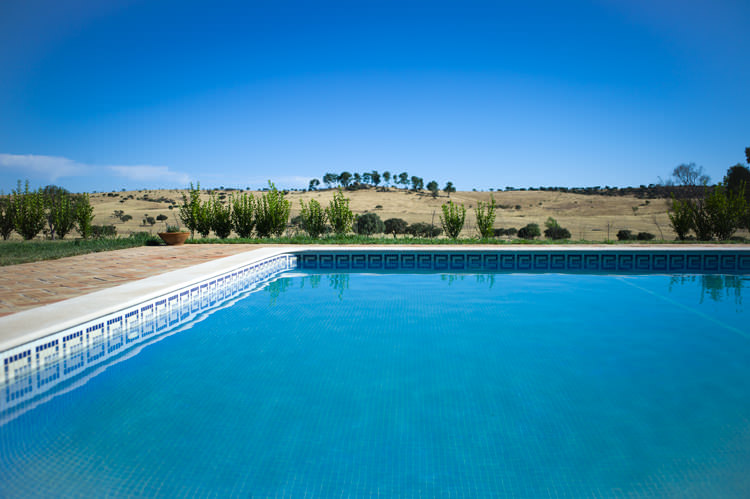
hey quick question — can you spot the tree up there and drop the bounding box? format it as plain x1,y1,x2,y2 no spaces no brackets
338,171,352,187
371,171,381,187
44,187,75,240
704,184,746,240
426,180,439,198
398,172,409,187
12,180,46,240
231,192,255,238
325,188,354,235
211,195,232,239
724,164,750,202
74,193,95,239
195,201,212,238
672,162,710,186
746,146,750,164
440,200,466,239
362,172,372,185
443,181,456,196
179,182,202,238
410,176,423,191
384,218,408,238
254,181,291,237
383,171,391,187
0,195,15,240
308,178,320,191
323,173,338,189
668,196,692,240
353,213,384,236
475,195,496,238
300,198,327,238
353,172,362,185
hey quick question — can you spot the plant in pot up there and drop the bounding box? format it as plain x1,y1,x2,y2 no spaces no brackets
157,221,190,246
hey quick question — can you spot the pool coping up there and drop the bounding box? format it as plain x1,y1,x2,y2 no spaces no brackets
1,244,749,353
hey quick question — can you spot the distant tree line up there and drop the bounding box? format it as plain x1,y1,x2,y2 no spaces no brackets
309,170,456,198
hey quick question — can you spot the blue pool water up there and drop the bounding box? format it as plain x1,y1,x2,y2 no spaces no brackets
1,272,749,496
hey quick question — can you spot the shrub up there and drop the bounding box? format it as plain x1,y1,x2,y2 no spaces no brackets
144,216,156,226
74,193,94,239
211,196,232,239
617,230,636,241
353,212,385,236
637,232,655,240
299,198,327,238
120,214,133,222
195,201,212,238
406,222,442,238
325,188,354,235
91,225,117,238
231,192,255,238
12,181,46,240
705,184,746,240
543,217,570,240
518,223,541,239
0,196,15,240
440,200,466,239
493,227,517,237
156,214,168,222
254,181,291,238
179,182,202,238
475,195,496,239
384,218,408,238
668,196,692,240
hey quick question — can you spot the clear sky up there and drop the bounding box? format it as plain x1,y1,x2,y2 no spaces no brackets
1,0,748,193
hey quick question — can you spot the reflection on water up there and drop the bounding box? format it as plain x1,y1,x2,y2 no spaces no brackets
669,274,746,304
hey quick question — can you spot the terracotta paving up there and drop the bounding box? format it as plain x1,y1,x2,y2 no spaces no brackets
0,244,265,317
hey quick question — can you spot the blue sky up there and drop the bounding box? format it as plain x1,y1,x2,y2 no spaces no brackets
1,0,748,193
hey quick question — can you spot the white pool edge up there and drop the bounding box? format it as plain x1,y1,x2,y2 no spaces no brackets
0,246,295,353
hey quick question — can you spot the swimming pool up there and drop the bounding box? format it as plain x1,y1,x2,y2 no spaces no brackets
1,248,749,496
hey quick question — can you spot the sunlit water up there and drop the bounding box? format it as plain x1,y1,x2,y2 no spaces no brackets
1,273,749,497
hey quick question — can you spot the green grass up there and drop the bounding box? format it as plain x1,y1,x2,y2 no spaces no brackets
0,235,157,266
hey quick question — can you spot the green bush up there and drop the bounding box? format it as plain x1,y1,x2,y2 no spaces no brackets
384,218,408,238
518,223,541,240
705,184,746,240
617,230,636,241
325,188,354,235
210,196,232,239
543,217,570,240
0,196,15,240
406,222,442,238
92,225,117,238
353,213,384,236
13,181,46,240
637,232,655,240
195,201,212,238
440,200,466,239
254,181,291,238
494,228,517,237
475,195,496,238
299,199,327,238
231,192,255,238
179,182,202,238
668,196,692,240
74,193,94,239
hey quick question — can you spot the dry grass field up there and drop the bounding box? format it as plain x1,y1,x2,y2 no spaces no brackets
84,186,700,241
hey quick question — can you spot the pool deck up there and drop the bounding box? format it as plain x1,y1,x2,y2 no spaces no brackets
1,243,748,351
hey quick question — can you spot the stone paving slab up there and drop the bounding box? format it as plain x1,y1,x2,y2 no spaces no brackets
0,244,264,317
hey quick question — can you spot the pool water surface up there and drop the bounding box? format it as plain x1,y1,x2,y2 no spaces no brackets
1,272,749,497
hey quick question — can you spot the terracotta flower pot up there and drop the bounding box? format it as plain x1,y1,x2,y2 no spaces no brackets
157,232,190,246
